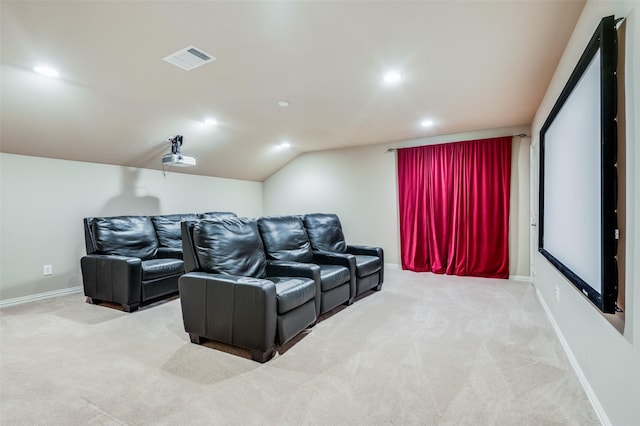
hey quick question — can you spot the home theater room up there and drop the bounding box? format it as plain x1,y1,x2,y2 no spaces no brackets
1,1,638,425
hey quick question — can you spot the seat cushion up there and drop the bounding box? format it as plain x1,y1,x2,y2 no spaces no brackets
268,277,316,314
141,258,184,280
303,214,347,253
92,216,158,260
258,216,313,262
319,264,350,291
355,255,381,278
193,218,267,278
152,214,198,248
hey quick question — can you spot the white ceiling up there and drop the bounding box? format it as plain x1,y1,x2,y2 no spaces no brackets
1,1,584,181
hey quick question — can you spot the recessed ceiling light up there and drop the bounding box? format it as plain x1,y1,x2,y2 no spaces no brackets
279,141,291,149
277,101,290,107
204,118,217,126
420,119,434,127
33,65,59,77
383,71,401,84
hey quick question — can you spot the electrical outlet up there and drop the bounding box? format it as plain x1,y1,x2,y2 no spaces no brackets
554,285,560,302
43,264,52,276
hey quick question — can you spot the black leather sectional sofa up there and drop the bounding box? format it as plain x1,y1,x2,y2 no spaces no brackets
81,212,383,362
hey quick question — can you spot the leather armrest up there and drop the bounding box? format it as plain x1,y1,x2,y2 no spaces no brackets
266,260,320,281
157,247,183,260
347,245,383,258
180,271,270,285
312,251,356,269
80,254,142,305
178,272,277,353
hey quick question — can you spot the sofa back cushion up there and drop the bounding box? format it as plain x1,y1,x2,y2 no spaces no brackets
193,217,266,278
303,213,347,253
152,214,198,248
198,211,237,220
257,216,313,263
92,216,159,260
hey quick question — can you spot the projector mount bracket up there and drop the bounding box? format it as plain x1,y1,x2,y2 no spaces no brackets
169,135,183,155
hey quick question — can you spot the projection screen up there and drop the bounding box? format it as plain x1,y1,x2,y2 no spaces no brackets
538,15,618,313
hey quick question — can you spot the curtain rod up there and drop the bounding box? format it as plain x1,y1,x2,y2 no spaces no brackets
386,133,528,152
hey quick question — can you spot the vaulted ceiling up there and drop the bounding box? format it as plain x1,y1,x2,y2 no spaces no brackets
1,1,584,181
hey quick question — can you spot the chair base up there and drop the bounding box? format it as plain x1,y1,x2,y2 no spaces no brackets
122,303,140,313
250,348,276,363
189,333,203,344
189,333,276,363
86,296,139,313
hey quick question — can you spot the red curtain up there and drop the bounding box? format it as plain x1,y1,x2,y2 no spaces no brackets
397,137,511,278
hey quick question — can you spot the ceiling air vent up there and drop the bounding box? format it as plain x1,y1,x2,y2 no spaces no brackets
163,45,215,71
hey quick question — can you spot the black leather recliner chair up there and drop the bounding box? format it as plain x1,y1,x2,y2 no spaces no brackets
151,212,236,259
303,213,384,300
81,216,184,312
151,213,199,259
179,217,319,362
257,215,352,315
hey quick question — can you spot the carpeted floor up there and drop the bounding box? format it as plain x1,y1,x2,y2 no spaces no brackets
0,268,598,425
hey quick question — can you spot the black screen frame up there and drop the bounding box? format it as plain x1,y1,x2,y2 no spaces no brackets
538,15,618,313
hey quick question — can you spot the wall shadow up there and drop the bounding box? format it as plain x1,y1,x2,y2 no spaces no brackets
101,166,160,216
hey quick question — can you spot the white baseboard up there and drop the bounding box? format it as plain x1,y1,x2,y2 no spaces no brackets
0,286,83,308
388,266,527,280
509,274,531,282
534,287,610,426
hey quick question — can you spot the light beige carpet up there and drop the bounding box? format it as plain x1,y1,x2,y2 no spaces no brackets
0,269,598,425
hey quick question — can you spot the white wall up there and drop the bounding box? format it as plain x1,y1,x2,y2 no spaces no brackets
0,153,263,302
263,142,400,264
531,1,639,425
510,134,532,278
263,125,531,278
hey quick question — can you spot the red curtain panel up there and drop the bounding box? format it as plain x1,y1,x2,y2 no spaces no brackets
397,137,512,278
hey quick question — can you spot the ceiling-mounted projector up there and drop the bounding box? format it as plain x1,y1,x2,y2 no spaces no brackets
162,135,196,167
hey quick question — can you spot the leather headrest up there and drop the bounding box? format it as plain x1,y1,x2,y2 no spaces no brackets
92,216,158,260
303,213,347,253
257,216,313,262
152,214,198,248
193,217,266,278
